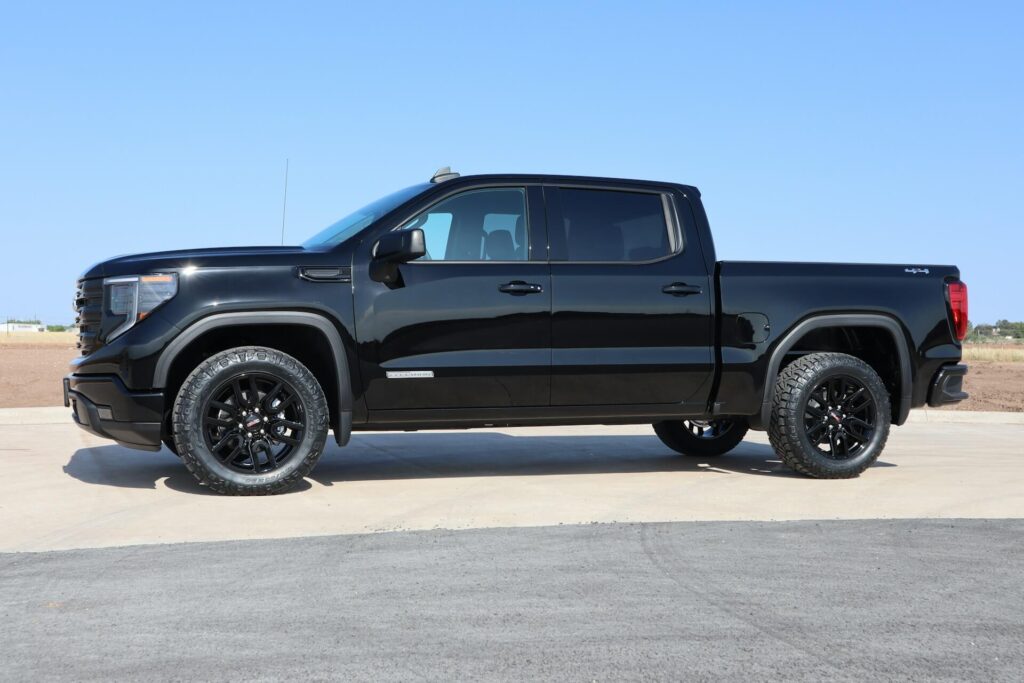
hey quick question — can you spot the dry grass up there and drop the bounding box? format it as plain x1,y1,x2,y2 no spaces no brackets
962,344,1024,363
0,331,77,347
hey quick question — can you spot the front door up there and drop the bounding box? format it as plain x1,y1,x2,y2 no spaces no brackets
354,185,551,410
545,184,715,409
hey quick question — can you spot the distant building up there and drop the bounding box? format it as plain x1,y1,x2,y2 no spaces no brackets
0,322,45,333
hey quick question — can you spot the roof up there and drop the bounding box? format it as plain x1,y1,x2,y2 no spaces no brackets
427,170,700,196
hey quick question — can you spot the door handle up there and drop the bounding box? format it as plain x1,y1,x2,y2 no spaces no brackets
499,281,544,295
662,282,703,296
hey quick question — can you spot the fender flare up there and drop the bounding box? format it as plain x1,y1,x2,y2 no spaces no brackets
758,314,913,429
153,311,353,446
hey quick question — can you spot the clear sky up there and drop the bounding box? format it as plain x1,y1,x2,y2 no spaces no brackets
1,1,1021,325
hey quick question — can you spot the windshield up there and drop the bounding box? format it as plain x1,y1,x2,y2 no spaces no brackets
301,183,429,249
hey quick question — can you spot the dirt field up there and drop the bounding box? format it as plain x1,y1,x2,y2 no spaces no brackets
0,341,77,408
1,335,1021,411
944,360,1024,412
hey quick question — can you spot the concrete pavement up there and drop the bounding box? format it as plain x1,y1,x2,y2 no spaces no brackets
0,408,1022,552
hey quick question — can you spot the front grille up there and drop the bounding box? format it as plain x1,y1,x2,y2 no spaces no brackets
74,278,104,355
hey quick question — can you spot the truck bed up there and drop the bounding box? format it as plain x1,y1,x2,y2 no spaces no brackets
713,261,962,423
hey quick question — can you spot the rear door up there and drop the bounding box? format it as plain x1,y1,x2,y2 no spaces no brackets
546,184,714,409
354,185,551,410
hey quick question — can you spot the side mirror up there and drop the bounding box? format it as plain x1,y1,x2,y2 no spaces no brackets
370,229,425,286
373,229,425,264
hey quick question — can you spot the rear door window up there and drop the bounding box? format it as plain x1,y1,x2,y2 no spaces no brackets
551,188,676,262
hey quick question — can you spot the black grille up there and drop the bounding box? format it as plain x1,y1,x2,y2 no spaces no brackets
74,278,104,355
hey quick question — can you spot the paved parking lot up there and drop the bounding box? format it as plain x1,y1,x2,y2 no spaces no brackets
1,408,1023,680
0,410,1022,552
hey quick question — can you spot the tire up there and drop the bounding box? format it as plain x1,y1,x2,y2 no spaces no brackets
171,346,329,495
768,352,891,479
653,418,749,457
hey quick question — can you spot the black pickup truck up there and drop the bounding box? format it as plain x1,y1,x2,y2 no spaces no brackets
67,169,969,494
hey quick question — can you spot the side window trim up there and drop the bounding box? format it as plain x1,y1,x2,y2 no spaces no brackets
663,194,682,255
543,184,684,265
543,186,568,261
526,185,547,262
391,185,533,264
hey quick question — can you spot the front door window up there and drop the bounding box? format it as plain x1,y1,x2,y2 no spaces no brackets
399,188,529,261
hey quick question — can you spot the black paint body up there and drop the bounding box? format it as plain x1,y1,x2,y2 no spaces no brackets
65,174,966,451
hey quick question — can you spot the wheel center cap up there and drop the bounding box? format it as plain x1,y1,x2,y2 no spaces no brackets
244,415,262,431
829,411,843,424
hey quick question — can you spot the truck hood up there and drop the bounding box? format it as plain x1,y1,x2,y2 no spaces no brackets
79,246,311,279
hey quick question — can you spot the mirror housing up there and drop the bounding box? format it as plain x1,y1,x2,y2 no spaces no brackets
370,229,425,285
373,229,425,263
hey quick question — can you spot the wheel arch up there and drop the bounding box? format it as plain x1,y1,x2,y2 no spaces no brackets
757,314,912,430
154,311,353,446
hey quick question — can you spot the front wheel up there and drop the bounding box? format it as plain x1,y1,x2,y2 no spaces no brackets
654,418,749,457
171,346,329,495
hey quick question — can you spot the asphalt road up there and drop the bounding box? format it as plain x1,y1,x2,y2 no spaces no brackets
2,519,1022,681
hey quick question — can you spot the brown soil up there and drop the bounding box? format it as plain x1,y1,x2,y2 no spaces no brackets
0,344,77,408
940,360,1024,413
1,345,1022,412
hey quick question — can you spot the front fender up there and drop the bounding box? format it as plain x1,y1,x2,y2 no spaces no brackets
153,310,354,446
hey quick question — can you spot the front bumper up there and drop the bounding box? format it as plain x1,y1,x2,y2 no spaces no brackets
64,374,164,451
927,363,969,407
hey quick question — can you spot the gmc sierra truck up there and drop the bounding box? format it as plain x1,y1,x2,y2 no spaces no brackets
66,169,969,494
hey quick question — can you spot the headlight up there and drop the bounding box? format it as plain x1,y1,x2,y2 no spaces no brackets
103,274,178,340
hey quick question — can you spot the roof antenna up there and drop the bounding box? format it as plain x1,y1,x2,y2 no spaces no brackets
430,166,460,183
280,158,289,245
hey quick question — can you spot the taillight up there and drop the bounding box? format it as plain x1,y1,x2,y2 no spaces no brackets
948,281,968,341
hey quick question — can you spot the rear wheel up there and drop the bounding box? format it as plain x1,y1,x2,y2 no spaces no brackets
768,352,890,478
171,346,329,495
654,418,749,457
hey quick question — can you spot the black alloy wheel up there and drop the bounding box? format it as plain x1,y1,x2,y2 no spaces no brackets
171,346,329,495
202,372,306,474
653,416,749,457
683,419,739,440
768,352,891,479
802,375,876,460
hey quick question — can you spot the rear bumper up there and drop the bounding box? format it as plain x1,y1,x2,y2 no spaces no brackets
927,363,969,407
64,374,164,451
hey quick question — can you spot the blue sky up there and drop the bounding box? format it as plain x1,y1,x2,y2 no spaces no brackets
1,1,1020,324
